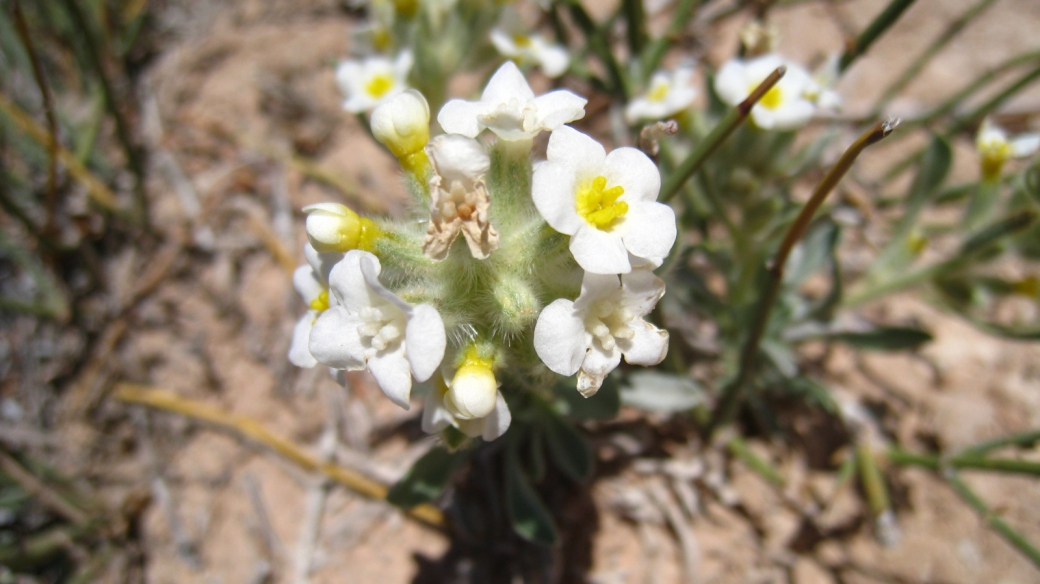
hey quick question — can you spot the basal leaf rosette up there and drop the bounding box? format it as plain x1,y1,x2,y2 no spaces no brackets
532,125,676,274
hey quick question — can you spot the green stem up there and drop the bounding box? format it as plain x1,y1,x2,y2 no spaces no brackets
959,431,1040,458
888,448,1040,476
58,0,149,226
706,120,897,435
838,0,918,72
565,0,629,98
945,472,1040,569
856,443,890,517
12,0,60,232
949,61,1040,135
728,436,785,488
642,0,700,76
872,0,998,116
622,0,647,58
660,67,787,202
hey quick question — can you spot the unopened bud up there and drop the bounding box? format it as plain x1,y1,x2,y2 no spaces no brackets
492,273,540,335
372,89,430,164
302,203,381,253
445,348,498,420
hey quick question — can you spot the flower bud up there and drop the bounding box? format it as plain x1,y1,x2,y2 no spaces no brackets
372,89,430,160
445,348,498,420
492,273,540,335
302,203,381,253
426,134,490,189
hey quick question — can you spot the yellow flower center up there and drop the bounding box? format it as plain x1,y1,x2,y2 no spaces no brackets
512,34,532,48
758,85,783,110
647,81,670,103
577,176,628,230
365,73,396,99
309,290,330,312
979,140,1011,181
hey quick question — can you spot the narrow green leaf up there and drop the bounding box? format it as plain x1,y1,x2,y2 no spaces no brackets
541,414,592,482
830,326,933,351
505,448,557,544
386,446,467,509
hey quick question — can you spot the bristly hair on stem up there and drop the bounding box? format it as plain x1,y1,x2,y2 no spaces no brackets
706,119,899,436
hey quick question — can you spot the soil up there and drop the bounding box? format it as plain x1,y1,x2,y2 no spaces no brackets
4,0,1040,582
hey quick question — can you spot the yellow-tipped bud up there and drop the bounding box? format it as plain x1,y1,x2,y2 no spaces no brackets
372,89,430,160
302,203,381,253
445,347,498,420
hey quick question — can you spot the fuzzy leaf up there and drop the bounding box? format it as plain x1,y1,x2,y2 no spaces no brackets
830,326,933,351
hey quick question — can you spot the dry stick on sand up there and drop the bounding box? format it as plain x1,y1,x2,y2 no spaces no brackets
112,383,445,528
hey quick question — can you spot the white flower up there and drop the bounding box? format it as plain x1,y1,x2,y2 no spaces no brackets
335,51,413,113
534,270,669,396
437,61,587,142
371,89,430,159
625,66,698,124
715,54,815,130
489,29,569,78
309,250,446,409
532,125,676,274
976,118,1040,180
423,134,499,260
422,373,512,441
804,55,841,111
288,244,344,368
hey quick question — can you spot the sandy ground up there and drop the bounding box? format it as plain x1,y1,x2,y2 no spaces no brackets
5,0,1040,582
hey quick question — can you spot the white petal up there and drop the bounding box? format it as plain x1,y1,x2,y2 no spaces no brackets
574,272,620,312
620,269,666,316
745,54,787,84
489,29,518,56
750,106,778,130
405,304,447,382
327,250,376,307
394,50,414,80
368,345,413,409
582,342,621,376
336,61,363,95
714,60,748,106
481,392,512,440
304,244,343,286
546,126,605,173
481,61,535,103
309,307,368,370
603,147,661,203
422,395,454,433
1011,134,1040,158
293,265,325,304
358,252,411,313
620,201,676,264
288,312,318,368
534,299,587,376
343,95,374,113
768,99,815,130
530,91,587,131
537,45,570,78
532,161,582,234
619,320,669,366
437,99,487,137
570,226,631,274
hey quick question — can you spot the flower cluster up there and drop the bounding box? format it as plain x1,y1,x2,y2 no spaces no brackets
290,61,676,443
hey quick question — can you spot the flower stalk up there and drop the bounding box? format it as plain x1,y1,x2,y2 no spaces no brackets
660,66,786,202
706,119,898,436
